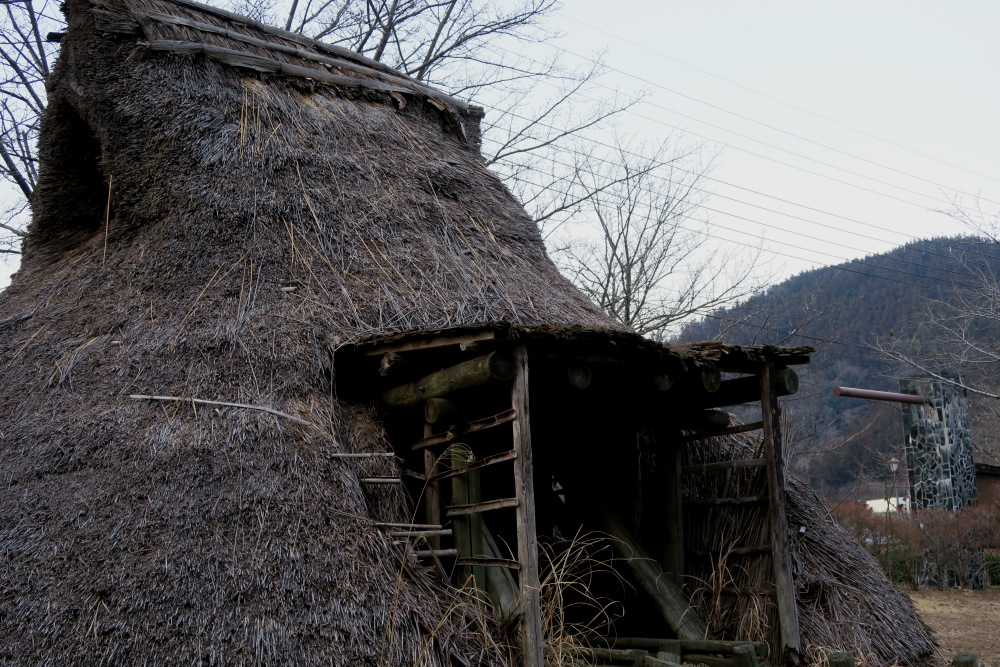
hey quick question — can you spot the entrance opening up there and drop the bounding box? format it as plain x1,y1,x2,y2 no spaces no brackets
26,101,108,258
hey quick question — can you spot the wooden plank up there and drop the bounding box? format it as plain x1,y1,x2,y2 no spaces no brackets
362,330,495,356
374,522,442,529
360,477,401,484
446,497,519,516
760,362,802,664
679,421,763,443
594,501,710,641
456,557,521,570
511,345,544,667
431,450,516,481
682,458,766,474
388,529,452,538
411,409,517,451
681,639,769,658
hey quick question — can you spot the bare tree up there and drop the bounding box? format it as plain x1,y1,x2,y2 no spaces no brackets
1,0,60,254
555,138,767,338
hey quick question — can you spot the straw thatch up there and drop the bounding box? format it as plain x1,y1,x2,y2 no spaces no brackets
0,0,621,663
684,429,935,666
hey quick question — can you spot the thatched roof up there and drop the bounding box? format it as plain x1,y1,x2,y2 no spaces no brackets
1,0,623,662
683,429,935,666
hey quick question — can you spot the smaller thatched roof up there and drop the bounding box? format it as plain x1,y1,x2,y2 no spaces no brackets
684,429,936,666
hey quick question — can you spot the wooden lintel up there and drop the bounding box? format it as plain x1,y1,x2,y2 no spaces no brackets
456,557,521,570
381,350,515,407
682,458,766,474
411,409,517,451
375,522,442,529
362,330,495,356
679,421,764,443
431,450,517,482
360,477,402,484
446,497,519,516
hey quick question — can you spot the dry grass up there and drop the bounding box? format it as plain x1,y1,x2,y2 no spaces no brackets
908,587,1000,666
538,532,626,667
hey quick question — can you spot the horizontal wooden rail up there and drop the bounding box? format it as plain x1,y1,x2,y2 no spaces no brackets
432,450,517,481
456,557,521,570
411,409,517,451
389,529,452,538
446,497,519,516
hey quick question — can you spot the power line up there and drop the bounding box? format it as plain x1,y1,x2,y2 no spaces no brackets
493,151,987,291
482,98,1000,268
560,14,1000,188
481,42,1000,213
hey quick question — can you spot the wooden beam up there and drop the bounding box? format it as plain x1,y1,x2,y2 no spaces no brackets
362,330,495,356
703,367,798,408
593,502,710,641
511,345,544,667
381,351,515,407
760,363,802,664
411,409,517,451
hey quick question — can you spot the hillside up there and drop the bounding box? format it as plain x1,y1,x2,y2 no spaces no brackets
677,235,1000,499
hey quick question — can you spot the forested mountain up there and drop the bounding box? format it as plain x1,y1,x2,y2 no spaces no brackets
676,236,1000,500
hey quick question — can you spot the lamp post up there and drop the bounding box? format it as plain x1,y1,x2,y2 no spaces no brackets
884,457,901,581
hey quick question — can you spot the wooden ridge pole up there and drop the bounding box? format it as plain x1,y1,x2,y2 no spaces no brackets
760,363,801,664
511,345,544,666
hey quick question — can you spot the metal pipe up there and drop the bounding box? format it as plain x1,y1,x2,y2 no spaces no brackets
833,386,927,405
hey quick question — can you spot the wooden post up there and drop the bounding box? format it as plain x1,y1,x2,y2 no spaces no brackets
661,443,684,586
452,462,486,594
760,363,802,664
953,655,979,667
511,345,544,666
828,652,855,667
423,423,441,551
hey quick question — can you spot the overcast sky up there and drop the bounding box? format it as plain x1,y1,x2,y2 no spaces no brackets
3,1,998,289
547,0,1000,280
